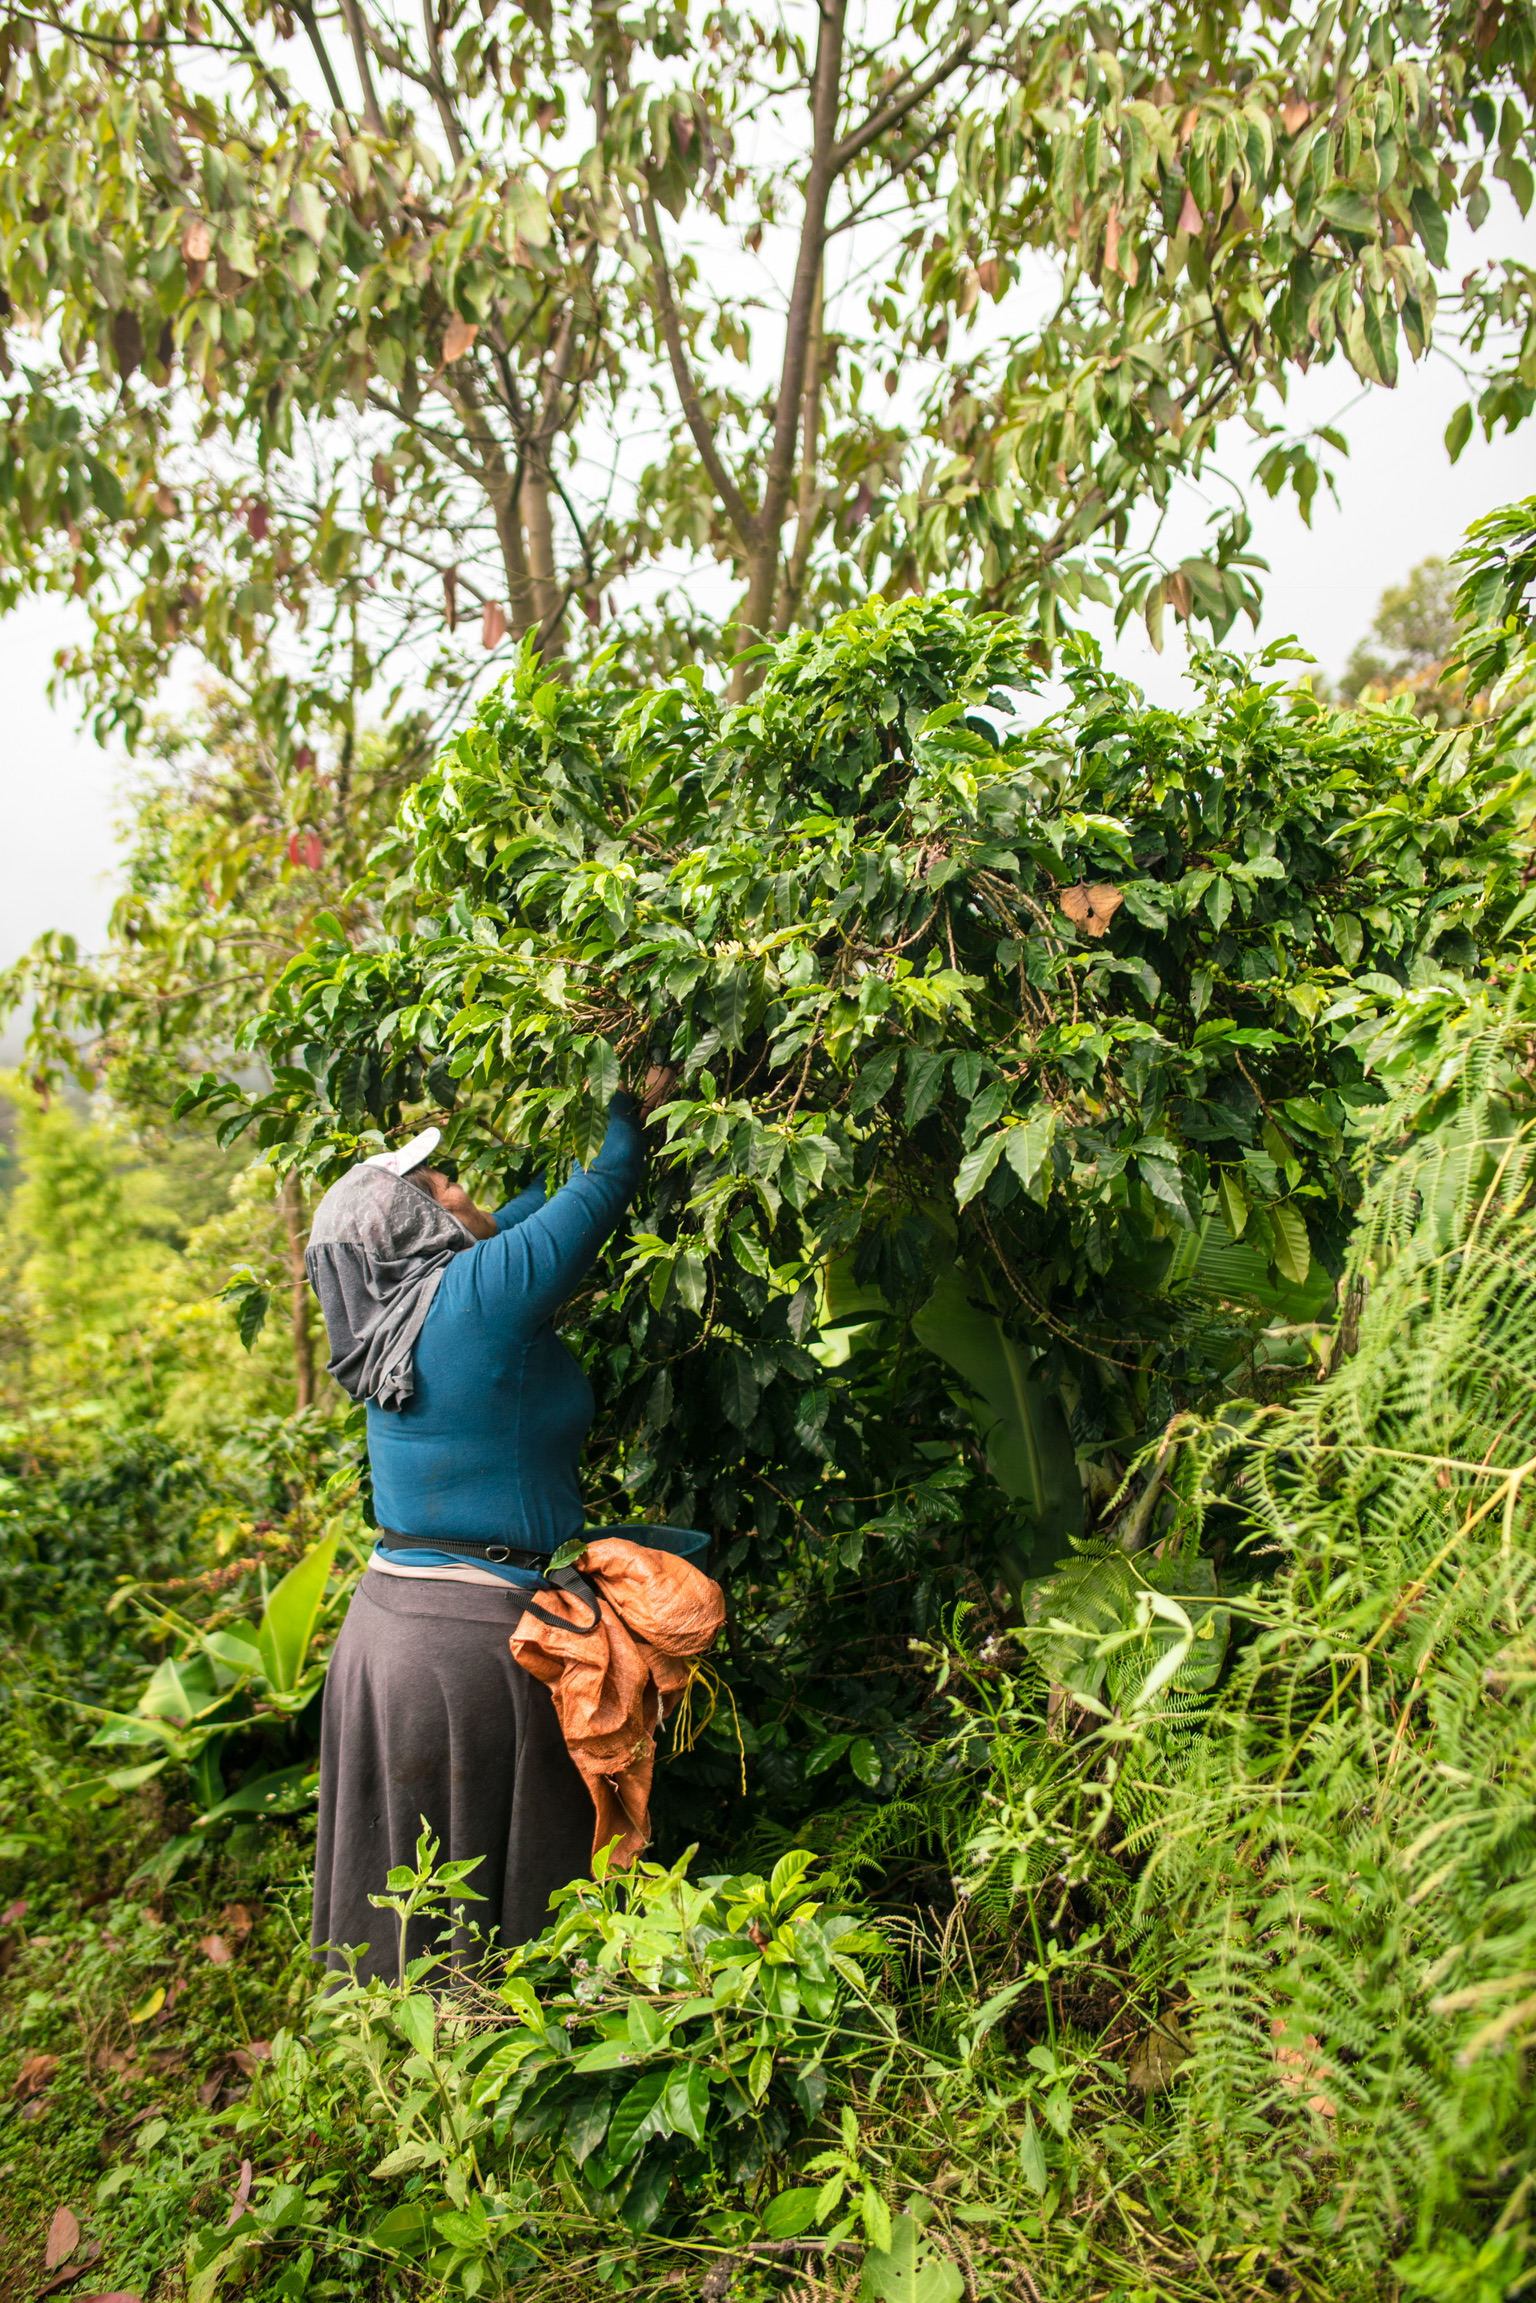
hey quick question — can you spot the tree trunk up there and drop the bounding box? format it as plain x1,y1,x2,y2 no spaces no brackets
727,0,847,695
521,467,568,654
775,269,825,633
280,1169,315,1414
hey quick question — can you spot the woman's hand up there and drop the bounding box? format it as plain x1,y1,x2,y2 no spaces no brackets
637,1063,679,1118
413,1168,498,1240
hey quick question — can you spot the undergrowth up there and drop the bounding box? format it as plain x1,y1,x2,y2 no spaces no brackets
9,993,1536,2297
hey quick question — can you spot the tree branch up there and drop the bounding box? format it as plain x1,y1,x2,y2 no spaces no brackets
832,24,978,171
337,0,385,134
291,1,350,115
419,0,466,167
732,0,846,666
633,192,758,545
203,0,292,110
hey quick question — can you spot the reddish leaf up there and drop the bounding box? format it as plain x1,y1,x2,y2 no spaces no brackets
197,2066,230,2108
2,1897,27,1923
292,745,315,772
152,486,179,518
441,315,478,364
481,600,509,649
15,2051,58,2096
231,2041,271,2077
1165,571,1193,619
180,216,212,263
45,2208,80,2269
37,2240,101,2295
199,1935,232,1966
976,255,1000,297
225,2159,254,2228
220,1903,259,1942
303,831,324,871
1280,95,1311,135
244,499,270,542
1178,188,1203,234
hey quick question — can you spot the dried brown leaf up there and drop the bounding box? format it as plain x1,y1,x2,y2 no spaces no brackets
15,2050,59,2096
1058,882,1123,937
45,2207,81,2269
1270,2018,1336,2117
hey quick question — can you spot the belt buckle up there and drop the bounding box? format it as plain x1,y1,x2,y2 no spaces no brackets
484,1544,511,1563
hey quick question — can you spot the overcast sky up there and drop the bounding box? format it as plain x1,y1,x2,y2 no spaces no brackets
2,239,1530,1055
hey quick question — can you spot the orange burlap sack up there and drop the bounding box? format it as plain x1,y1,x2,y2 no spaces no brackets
507,1537,725,1867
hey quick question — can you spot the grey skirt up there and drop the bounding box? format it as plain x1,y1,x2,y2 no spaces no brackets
311,1570,595,1984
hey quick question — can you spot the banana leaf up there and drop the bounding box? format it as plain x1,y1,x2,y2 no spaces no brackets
912,1259,1083,1578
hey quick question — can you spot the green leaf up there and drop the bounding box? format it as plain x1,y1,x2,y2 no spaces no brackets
606,2069,669,2164
1139,1153,1196,1228
849,1737,881,1787
218,1269,270,1351
1320,189,1376,234
257,1533,338,1694
370,2139,441,2181
626,1997,666,2053
394,1994,436,2057
904,1046,948,1126
1270,1201,1313,1287
954,1130,1006,1208
196,1761,316,1825
720,1350,760,1430
563,2092,614,2164
1018,2109,1049,2194
858,2214,964,2303
1215,1167,1249,1240
762,2188,821,2239
1003,1108,1056,1199
851,1043,900,1116
662,2064,710,2145
369,2203,434,2254
769,1847,817,1907
674,1251,706,1312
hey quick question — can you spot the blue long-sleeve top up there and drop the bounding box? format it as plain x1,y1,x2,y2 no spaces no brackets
366,1097,644,1548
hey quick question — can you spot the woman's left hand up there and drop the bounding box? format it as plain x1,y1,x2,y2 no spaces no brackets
637,1064,679,1117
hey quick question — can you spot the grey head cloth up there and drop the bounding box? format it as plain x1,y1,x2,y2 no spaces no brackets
305,1150,472,1412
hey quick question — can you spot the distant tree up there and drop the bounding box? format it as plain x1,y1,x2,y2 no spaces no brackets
1335,555,1464,713
0,696,425,1410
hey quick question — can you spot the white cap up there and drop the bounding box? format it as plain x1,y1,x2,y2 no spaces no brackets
362,1126,442,1178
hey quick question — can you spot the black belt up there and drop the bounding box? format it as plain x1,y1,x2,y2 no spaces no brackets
377,1528,602,1636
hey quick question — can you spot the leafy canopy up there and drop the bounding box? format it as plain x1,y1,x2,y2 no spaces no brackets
183,595,1526,1609
0,0,1532,743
